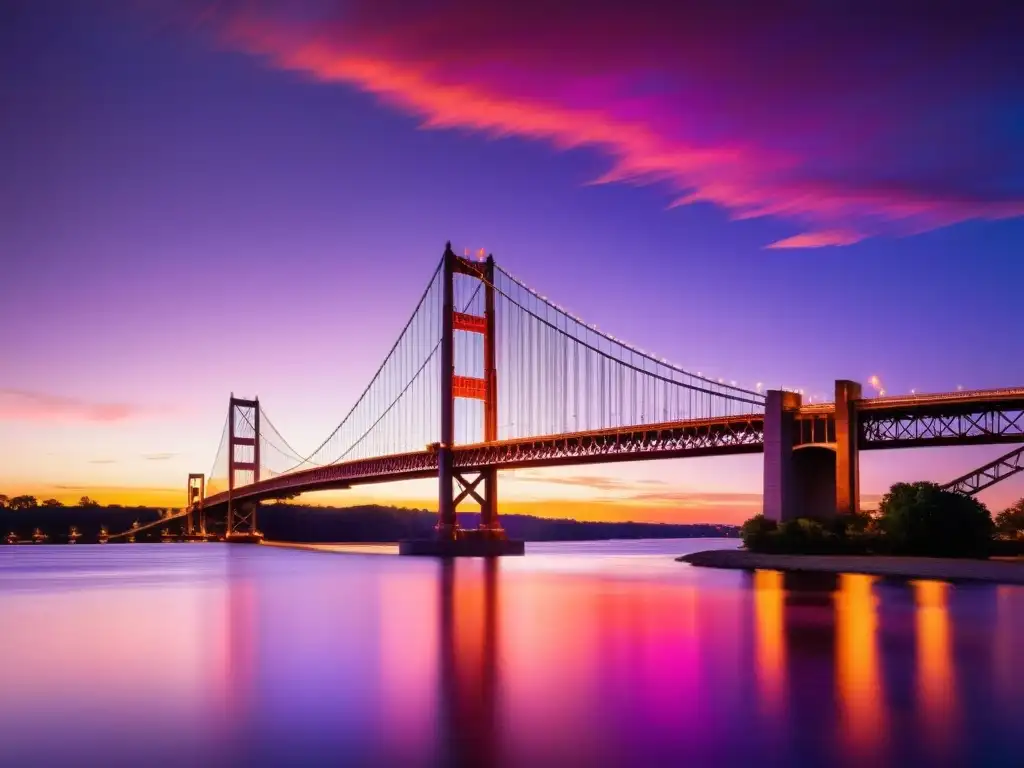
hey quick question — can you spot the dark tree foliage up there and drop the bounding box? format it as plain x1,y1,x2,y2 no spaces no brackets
741,512,879,554
1,497,741,544
878,481,993,558
740,514,777,550
995,498,1024,539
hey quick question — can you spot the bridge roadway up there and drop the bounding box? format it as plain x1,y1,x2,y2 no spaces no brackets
201,387,1024,509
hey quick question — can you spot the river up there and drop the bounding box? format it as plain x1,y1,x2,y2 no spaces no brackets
1,539,1022,767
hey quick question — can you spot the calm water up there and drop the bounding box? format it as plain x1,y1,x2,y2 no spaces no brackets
2,539,1023,767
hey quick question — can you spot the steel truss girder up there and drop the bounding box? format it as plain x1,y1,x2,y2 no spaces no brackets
859,408,1024,449
455,416,765,470
202,415,765,506
942,445,1024,496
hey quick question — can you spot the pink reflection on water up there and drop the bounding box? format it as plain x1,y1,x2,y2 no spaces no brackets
376,566,439,763
4,544,1024,766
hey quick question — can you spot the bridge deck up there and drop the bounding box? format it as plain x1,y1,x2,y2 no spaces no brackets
202,413,765,507
202,386,1024,508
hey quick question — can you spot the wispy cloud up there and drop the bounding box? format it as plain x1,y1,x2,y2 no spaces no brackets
87,459,117,465
512,470,668,493
182,1,1024,247
0,389,169,423
143,452,176,461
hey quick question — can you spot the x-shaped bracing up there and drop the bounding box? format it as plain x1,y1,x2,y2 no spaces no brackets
453,471,486,508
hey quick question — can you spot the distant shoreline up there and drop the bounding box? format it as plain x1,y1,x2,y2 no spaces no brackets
679,549,1024,585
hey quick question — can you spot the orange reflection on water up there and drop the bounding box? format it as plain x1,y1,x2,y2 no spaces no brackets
913,580,957,751
753,570,786,714
834,573,885,759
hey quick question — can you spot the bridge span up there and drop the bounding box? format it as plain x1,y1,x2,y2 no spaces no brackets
181,244,1024,545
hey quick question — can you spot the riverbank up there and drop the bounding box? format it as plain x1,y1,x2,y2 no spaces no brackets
679,549,1024,584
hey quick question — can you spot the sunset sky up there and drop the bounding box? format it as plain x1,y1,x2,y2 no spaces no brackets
2,2,1023,523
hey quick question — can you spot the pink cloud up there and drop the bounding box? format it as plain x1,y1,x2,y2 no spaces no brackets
767,230,864,250
181,1,1024,247
0,389,169,423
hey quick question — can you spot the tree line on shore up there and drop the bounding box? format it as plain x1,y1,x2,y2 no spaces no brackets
741,481,1024,558
0,495,740,544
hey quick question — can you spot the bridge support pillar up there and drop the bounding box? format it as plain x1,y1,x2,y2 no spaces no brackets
226,395,263,543
763,390,802,523
186,473,205,537
404,243,522,556
834,379,862,516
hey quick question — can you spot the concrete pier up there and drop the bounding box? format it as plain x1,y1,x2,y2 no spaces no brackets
399,537,525,557
762,380,862,522
762,389,801,523
834,379,862,515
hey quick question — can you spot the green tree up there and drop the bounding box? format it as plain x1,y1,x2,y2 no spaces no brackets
41,498,63,508
994,498,1024,539
8,495,38,510
740,514,778,551
0,494,9,509
78,496,97,507
878,481,993,557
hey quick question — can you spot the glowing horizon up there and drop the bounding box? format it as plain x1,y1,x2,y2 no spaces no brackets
2,3,1024,524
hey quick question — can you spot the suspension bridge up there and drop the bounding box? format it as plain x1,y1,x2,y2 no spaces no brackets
178,244,1024,553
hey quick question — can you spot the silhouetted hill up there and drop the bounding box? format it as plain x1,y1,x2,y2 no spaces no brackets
1,501,738,544
258,503,737,542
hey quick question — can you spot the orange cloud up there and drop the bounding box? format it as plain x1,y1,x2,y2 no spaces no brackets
0,389,170,423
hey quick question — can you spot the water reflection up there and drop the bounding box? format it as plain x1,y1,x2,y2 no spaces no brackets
753,570,786,714
3,543,1024,767
437,559,501,768
913,580,958,758
835,574,885,760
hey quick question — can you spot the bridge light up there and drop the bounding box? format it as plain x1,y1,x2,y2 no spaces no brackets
911,389,916,395
755,382,763,392
730,380,737,386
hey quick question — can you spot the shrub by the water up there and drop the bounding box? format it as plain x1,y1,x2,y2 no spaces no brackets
741,513,875,554
877,481,993,557
740,514,778,551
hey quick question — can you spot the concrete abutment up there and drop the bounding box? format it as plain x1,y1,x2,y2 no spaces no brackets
763,380,860,523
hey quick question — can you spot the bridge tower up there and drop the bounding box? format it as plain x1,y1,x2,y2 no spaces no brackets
437,243,506,541
186,473,205,536
227,395,263,542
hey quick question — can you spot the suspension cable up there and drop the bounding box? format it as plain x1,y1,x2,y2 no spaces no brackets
495,264,764,401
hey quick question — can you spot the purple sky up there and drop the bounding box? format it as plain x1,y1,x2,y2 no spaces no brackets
2,1,1023,520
